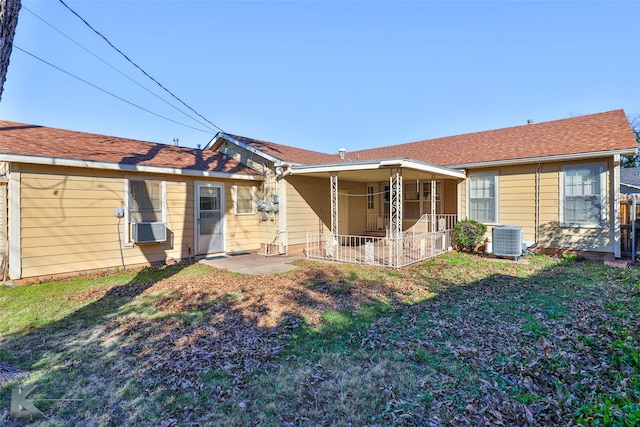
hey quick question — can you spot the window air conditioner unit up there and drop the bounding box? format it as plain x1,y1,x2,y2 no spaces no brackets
492,225,522,261
131,222,166,243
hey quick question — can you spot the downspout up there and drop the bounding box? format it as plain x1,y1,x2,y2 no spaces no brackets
535,162,543,244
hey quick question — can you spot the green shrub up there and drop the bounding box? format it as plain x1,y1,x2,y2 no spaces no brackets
453,219,487,251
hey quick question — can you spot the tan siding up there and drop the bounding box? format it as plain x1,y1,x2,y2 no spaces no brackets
0,183,6,260
443,180,458,214
465,159,615,253
17,164,260,278
224,181,262,253
340,181,367,235
286,176,330,245
165,179,194,257
534,161,611,252
460,180,467,219
496,165,537,241
218,144,273,174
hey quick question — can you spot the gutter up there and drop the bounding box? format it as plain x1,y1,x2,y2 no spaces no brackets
0,153,263,181
288,158,466,179
448,149,637,169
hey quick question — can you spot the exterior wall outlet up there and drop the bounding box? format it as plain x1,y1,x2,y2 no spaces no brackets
114,208,125,218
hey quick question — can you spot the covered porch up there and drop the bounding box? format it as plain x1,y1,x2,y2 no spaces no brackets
287,159,466,267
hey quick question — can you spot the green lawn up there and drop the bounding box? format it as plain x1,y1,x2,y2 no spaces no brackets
1,253,639,426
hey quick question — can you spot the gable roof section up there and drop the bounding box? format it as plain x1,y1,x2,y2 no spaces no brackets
0,121,260,179
209,133,340,165
213,110,636,168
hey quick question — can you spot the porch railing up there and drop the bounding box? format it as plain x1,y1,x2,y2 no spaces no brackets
366,213,388,232
366,213,457,233
306,229,454,268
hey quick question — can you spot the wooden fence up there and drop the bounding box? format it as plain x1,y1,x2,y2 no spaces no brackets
620,195,640,258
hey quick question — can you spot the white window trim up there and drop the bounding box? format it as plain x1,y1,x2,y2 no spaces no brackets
466,171,499,225
559,164,606,228
234,184,254,215
124,178,167,244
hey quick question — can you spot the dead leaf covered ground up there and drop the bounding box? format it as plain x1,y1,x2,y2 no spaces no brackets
1,253,639,426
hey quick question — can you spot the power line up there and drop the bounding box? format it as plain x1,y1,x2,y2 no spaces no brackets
14,45,213,135
58,0,226,133
23,5,219,134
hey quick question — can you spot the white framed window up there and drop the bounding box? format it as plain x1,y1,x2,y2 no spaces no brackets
560,165,605,227
468,172,498,223
125,179,166,242
234,185,254,215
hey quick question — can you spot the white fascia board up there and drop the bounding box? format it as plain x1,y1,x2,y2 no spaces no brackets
389,159,466,179
622,183,640,190
208,132,284,165
450,149,636,169
289,158,466,179
204,133,225,151
0,154,262,181
290,161,379,173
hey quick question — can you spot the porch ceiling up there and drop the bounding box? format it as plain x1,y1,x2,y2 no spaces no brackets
286,158,466,182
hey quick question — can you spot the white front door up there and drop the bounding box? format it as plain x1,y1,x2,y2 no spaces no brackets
196,184,224,255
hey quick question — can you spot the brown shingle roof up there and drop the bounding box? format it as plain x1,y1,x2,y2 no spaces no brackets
0,121,258,176
227,110,637,167
353,109,637,166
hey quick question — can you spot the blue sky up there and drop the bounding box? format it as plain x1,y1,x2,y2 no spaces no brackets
2,1,639,152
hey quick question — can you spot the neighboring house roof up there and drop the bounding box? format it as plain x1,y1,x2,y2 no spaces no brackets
621,167,640,188
213,110,637,168
0,121,260,179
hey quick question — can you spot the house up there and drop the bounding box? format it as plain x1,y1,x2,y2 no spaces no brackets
0,122,262,281
621,167,640,194
0,109,637,280
208,109,637,265
619,167,640,258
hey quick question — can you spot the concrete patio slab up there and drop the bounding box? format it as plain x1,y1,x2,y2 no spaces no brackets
198,252,305,275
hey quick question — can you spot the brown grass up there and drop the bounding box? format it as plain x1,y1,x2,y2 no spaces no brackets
1,253,639,426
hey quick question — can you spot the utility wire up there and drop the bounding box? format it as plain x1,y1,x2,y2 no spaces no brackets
14,45,213,134
58,0,226,133
23,5,218,134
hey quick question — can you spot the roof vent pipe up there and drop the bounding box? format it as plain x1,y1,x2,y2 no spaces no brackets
338,148,346,160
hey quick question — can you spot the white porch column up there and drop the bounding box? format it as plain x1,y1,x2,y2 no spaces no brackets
612,155,621,258
330,173,338,238
389,169,402,266
431,176,437,232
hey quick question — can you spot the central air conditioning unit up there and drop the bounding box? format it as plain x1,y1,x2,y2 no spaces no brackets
131,222,167,243
492,225,522,261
